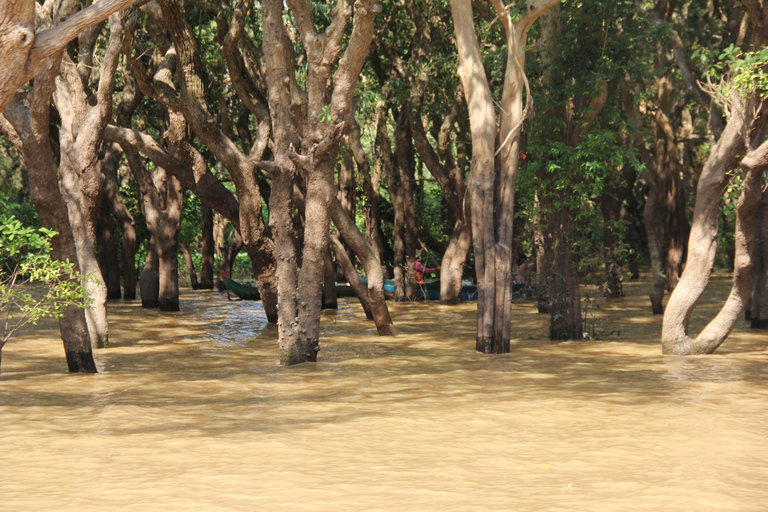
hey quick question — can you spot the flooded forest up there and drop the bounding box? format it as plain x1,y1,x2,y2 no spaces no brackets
1,0,768,510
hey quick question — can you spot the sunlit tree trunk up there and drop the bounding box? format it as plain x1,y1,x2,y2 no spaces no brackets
662,94,767,354
1,57,97,373
451,0,558,352
0,0,136,113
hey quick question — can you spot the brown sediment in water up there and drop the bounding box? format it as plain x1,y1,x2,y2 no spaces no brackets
1,273,767,511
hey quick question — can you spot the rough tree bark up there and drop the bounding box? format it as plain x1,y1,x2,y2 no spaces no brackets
53,12,128,348
0,44,96,372
134,0,280,322
261,0,386,364
124,145,184,312
0,0,137,113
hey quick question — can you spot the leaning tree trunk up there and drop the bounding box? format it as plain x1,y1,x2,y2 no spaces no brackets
661,92,766,354
750,182,768,328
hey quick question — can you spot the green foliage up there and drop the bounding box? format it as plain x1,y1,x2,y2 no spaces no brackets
713,44,768,96
0,216,90,348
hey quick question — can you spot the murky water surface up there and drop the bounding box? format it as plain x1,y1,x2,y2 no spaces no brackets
2,275,767,511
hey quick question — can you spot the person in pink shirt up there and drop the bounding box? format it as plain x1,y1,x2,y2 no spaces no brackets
414,261,439,284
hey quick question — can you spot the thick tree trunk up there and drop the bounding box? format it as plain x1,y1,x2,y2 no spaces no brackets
52,13,127,348
140,239,160,309
452,0,558,353
1,51,97,373
750,182,768,328
101,143,137,299
661,94,766,354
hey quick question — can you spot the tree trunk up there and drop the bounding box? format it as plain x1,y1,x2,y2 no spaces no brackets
181,243,200,290
146,0,280,323
322,248,338,310
451,0,558,353
661,93,766,354
349,117,386,268
53,13,127,348
101,142,137,300
200,204,215,289
140,239,160,309
97,201,123,299
383,109,409,301
1,48,97,373
750,182,768,328
330,233,374,319
549,211,582,340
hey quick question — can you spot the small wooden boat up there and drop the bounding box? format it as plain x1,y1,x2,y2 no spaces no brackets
334,282,358,297
416,280,530,301
219,270,260,300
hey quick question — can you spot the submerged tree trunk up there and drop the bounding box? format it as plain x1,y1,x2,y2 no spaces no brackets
181,244,200,289
1,34,97,372
261,0,381,364
750,182,768,328
140,239,160,309
97,201,123,299
662,92,767,354
200,204,215,289
451,0,559,353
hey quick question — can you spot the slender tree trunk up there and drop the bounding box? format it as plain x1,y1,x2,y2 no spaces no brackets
330,233,375,319
322,248,338,310
97,201,123,299
549,211,582,339
350,117,385,267
181,243,200,289
200,204,215,289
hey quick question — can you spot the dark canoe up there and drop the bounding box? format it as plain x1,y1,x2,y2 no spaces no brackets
334,282,358,297
219,272,261,300
416,280,528,301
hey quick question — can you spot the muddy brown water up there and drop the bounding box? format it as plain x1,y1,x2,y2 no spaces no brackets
1,273,767,511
